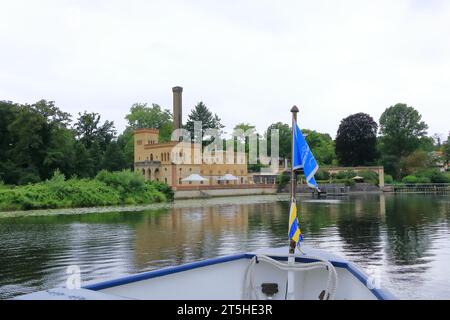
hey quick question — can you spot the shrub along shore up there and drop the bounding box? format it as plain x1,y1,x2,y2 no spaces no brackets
0,170,174,211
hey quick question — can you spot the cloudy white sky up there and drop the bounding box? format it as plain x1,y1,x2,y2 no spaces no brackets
1,0,449,138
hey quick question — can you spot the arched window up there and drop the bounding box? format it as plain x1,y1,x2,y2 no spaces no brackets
179,178,182,185
150,154,153,161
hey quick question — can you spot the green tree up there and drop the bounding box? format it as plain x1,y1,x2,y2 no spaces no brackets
44,127,76,178
125,103,173,142
379,103,428,157
335,113,378,166
302,129,336,165
232,123,256,154
72,111,117,177
379,154,401,180
73,142,94,178
266,122,291,160
400,150,429,176
0,101,19,184
442,135,450,166
184,102,224,144
233,123,256,142
74,111,116,150
417,136,435,152
89,141,104,175
101,141,128,172
1,99,137,184
6,100,74,183
117,128,134,169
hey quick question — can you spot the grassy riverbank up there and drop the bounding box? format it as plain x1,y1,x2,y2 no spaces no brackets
0,170,173,211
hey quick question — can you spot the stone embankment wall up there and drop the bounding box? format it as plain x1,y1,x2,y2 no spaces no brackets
174,186,277,199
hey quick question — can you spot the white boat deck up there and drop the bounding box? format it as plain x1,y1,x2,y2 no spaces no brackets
14,246,395,300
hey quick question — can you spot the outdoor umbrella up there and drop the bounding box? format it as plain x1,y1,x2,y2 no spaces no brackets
181,174,209,182
217,174,238,181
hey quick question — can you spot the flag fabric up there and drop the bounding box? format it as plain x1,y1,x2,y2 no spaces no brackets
288,200,303,243
292,121,320,190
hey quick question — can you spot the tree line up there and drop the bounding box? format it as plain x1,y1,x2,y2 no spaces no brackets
234,103,449,182
1,99,449,186
334,104,449,182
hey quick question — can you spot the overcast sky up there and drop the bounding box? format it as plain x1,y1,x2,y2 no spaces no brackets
1,0,449,139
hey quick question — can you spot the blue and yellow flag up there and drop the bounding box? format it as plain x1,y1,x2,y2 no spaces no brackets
292,121,320,190
288,200,303,243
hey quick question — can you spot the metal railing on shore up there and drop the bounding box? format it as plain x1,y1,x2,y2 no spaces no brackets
385,183,450,194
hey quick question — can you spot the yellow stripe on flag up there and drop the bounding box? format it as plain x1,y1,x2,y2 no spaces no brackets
289,201,301,243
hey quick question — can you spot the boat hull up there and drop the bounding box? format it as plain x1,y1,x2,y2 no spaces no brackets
14,246,395,300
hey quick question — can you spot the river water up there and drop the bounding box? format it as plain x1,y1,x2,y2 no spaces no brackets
0,193,449,300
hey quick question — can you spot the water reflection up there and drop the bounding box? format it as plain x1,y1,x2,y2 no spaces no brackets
0,194,449,299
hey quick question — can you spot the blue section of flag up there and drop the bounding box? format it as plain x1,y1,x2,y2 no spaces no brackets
289,217,298,239
293,121,320,190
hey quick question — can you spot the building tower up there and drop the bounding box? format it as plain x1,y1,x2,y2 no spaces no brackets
172,86,183,130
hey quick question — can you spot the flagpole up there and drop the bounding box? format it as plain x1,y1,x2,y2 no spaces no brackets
289,105,299,254
287,105,299,300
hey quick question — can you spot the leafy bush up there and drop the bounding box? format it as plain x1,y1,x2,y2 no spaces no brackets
96,170,168,204
335,170,356,180
315,170,330,181
402,175,418,184
427,171,449,183
17,170,41,185
359,170,379,185
0,179,10,190
0,170,171,211
344,178,355,187
96,170,147,196
276,173,290,192
384,174,394,184
415,169,450,183
150,181,174,201
417,176,431,183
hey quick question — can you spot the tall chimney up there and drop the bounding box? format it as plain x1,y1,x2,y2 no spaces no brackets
172,86,183,130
